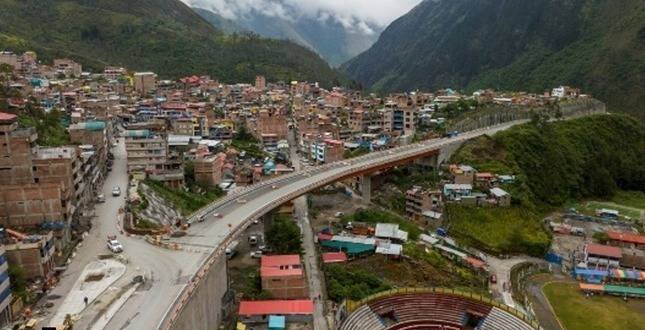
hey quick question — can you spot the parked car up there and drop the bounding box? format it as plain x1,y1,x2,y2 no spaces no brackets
96,194,105,203
250,250,263,258
112,186,121,196
335,212,345,217
107,235,123,253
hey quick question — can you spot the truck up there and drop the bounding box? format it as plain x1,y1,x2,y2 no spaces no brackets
225,241,239,259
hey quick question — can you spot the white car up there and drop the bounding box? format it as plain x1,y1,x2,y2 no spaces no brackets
250,250,263,258
112,186,121,196
107,239,124,253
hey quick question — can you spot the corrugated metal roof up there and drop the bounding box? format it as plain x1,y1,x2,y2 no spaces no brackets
239,300,314,316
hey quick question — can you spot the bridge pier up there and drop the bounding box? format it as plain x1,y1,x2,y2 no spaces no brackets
359,174,372,204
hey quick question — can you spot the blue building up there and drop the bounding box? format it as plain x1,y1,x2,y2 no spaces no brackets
0,247,12,326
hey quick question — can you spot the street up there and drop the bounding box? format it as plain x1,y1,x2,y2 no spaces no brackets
289,128,329,330
38,138,203,329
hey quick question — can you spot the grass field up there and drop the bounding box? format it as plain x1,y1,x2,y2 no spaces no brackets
611,190,645,210
445,205,550,257
543,282,645,330
568,191,645,219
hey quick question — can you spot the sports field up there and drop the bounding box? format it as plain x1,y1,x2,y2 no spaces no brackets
543,282,645,330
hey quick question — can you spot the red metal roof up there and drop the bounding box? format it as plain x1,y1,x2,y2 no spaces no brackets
318,232,333,241
0,112,17,123
260,255,303,277
322,252,347,264
606,231,645,245
239,300,314,316
586,243,622,259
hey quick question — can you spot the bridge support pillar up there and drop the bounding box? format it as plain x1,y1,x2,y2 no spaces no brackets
359,174,372,204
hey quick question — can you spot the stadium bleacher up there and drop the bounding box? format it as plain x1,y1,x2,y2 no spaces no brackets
340,292,537,330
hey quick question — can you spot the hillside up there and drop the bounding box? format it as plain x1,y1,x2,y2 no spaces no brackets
0,0,343,85
191,5,382,67
446,114,645,255
343,0,645,118
452,114,645,208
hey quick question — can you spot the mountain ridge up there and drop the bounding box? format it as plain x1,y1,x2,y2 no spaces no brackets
343,0,645,117
0,0,344,86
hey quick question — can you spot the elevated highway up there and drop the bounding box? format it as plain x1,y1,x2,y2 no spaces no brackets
158,120,530,329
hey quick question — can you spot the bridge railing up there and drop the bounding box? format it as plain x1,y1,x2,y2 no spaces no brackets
159,120,531,330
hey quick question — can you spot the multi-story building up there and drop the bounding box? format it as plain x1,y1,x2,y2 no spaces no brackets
310,139,344,164
53,58,82,77
449,164,475,185
68,120,109,175
0,247,12,327
0,51,19,70
255,75,266,90
0,113,76,227
133,72,157,95
125,130,184,187
3,231,55,280
405,186,443,221
252,108,288,140
194,153,226,187
260,255,308,299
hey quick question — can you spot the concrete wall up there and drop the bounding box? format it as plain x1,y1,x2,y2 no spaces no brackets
169,254,229,330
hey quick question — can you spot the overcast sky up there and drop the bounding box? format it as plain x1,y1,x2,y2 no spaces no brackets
183,0,422,33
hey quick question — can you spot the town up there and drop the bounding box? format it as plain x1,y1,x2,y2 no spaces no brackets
0,50,642,330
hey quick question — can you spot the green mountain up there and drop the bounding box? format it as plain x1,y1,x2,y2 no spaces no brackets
0,0,343,85
191,7,247,34
343,0,645,118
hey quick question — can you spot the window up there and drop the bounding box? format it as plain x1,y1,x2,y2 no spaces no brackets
34,178,39,183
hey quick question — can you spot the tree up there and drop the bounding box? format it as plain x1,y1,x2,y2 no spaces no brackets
266,215,302,254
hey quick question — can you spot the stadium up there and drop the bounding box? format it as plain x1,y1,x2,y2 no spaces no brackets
339,288,540,330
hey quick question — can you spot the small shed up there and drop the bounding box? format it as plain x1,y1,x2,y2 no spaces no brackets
269,315,286,330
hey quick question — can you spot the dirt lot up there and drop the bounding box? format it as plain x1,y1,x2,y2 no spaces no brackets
309,189,366,232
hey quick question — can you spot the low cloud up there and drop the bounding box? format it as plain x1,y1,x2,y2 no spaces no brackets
183,0,422,31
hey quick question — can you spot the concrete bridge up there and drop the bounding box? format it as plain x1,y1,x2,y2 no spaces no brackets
156,119,536,330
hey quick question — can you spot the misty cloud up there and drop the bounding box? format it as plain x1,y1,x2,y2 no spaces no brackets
182,0,422,32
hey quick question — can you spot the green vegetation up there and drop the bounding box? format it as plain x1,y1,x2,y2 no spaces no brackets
0,0,344,86
324,263,391,302
543,282,645,330
135,218,161,230
453,115,645,208
232,124,265,159
0,86,70,147
342,209,422,240
445,205,551,257
17,108,70,147
144,179,224,215
266,215,302,254
344,0,645,118
611,190,645,210
344,147,370,159
448,115,645,255
382,165,441,190
233,266,273,300
8,265,36,303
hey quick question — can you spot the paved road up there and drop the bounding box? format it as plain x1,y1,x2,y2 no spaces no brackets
161,120,530,328
289,129,328,330
40,138,202,330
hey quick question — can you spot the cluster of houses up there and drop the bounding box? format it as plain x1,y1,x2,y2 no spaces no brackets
404,164,515,224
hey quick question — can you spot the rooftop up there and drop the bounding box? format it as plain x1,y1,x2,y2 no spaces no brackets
260,255,303,277
606,231,645,245
586,243,622,259
238,300,314,316
35,147,75,160
0,112,17,124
